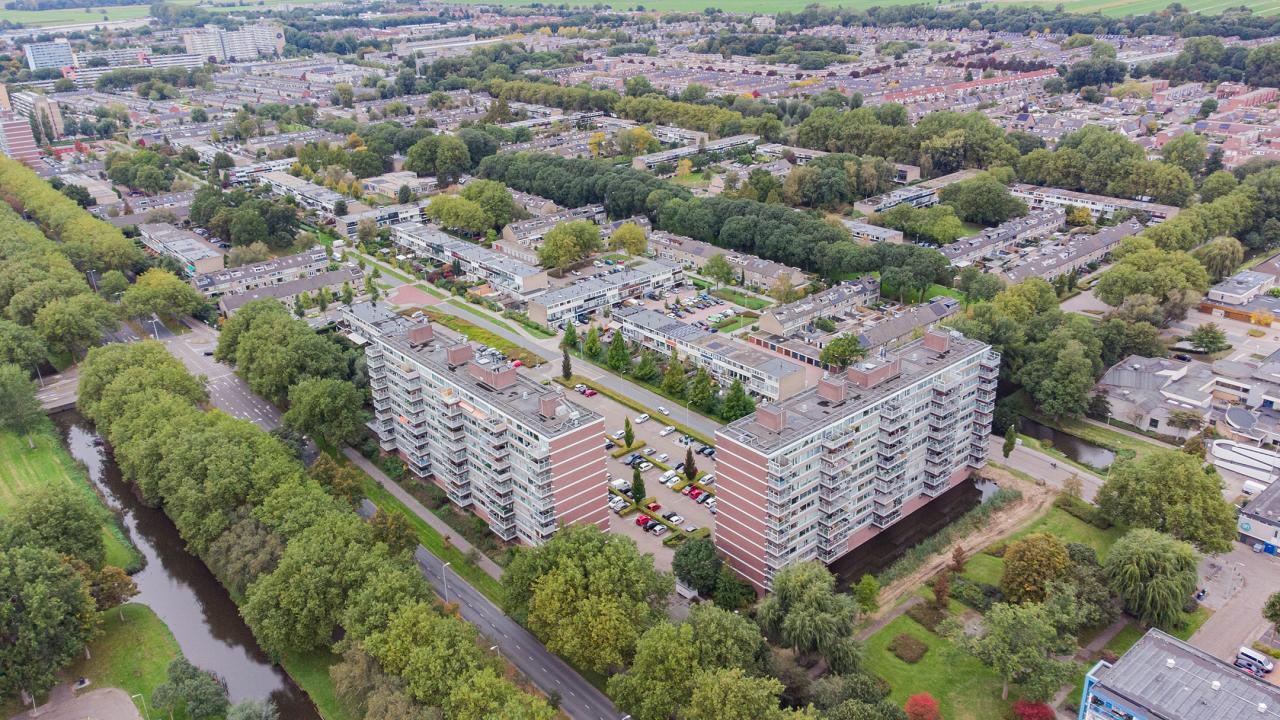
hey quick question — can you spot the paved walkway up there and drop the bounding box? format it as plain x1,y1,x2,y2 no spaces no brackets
11,688,141,720
342,447,504,580
855,595,922,642
989,434,1105,502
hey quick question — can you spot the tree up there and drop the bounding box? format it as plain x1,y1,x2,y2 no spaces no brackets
0,546,98,700
611,222,648,256
821,334,866,369
769,275,802,303
561,321,578,349
623,416,635,449
87,565,138,618
0,363,42,435
684,446,699,484
721,380,754,421
584,326,602,358
685,668,790,720
1192,237,1244,282
704,254,735,286
0,320,48,371
33,293,117,360
1161,133,1208,177
538,220,600,270
426,195,492,234
946,602,1073,701
854,574,880,614
904,694,941,720
632,351,659,382
283,377,364,447
631,467,646,504
152,658,231,720
1098,450,1236,552
607,332,632,373
1002,424,1016,459
228,699,279,720
757,562,861,671
122,268,203,321
673,536,721,595
662,360,687,396
370,508,418,558
939,174,1028,225
8,483,107,568
1104,529,1199,628
561,346,572,381
1000,533,1071,604
397,184,413,204
1264,591,1280,630
1187,323,1230,353
1167,410,1205,432
460,179,515,229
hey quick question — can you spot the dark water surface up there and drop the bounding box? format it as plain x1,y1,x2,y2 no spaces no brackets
54,411,320,718
1018,416,1117,469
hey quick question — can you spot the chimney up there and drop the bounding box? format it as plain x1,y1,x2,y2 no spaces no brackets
468,362,517,390
407,323,433,346
539,395,562,419
922,329,951,353
755,404,786,432
847,358,901,389
447,344,473,365
817,376,846,403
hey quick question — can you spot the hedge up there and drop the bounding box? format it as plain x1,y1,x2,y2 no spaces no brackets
889,634,929,664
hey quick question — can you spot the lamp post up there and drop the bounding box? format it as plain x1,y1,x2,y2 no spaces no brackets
442,561,451,604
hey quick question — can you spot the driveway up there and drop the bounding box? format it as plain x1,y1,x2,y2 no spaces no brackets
10,688,141,720
1191,543,1280,669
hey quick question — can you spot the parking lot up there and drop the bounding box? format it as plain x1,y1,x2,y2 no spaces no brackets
565,383,721,570
632,286,743,331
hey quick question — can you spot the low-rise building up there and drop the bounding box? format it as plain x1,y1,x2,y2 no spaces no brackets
342,301,607,546
393,222,548,296
648,230,808,289
614,306,806,401
715,330,999,590
1079,628,1280,720
335,201,430,239
527,260,684,326
853,185,939,215
758,279,880,336
841,219,905,244
940,208,1065,266
1205,270,1278,308
497,205,606,264
630,134,759,170
1238,478,1280,552
138,223,225,276
260,171,366,218
218,267,359,316
192,248,329,297
999,220,1141,284
1010,184,1180,221
361,171,438,198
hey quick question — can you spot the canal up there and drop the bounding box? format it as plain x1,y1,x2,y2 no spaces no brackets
54,411,320,718
1017,416,1117,469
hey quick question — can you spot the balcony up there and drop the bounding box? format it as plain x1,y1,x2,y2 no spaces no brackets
872,507,902,528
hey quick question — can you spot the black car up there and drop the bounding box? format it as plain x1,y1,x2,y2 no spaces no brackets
1173,353,1193,362
643,519,661,531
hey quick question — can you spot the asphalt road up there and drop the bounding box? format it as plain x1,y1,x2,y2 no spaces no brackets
161,321,281,430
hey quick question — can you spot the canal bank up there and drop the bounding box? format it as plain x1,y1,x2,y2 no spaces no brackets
54,411,321,719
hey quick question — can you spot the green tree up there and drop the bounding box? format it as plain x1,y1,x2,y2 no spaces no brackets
854,574,880,614
1193,236,1244,282
561,321,578,349
561,346,572,381
538,220,601,270
703,254,735,286
152,658,231,720
611,222,648,256
461,180,515,228
721,379,754,421
1187,322,1230,353
283,377,364,447
425,195,492,234
433,135,472,186
945,602,1073,701
688,368,718,413
672,536,722,595
584,326,602,358
122,268,204,321
683,446,699,484
0,546,98,700
624,417,634,449
1098,450,1236,552
631,467,646,504
757,561,861,671
632,350,659,382
1002,425,1016,459
0,320,48,371
8,482,106,567
820,334,866,368
662,360,687,397
607,331,632,373
686,668,792,720
370,508,418,558
1000,533,1070,604
227,699,279,720
938,174,1028,225
1161,133,1208,176
33,293,118,360
0,363,42,435
1104,529,1199,628
1263,591,1280,630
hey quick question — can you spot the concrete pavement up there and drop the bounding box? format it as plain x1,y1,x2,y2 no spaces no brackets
9,688,141,720
1191,544,1280,666
989,434,1105,502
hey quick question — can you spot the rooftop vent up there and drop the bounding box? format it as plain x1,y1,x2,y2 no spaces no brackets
1211,681,1221,691
447,344,474,365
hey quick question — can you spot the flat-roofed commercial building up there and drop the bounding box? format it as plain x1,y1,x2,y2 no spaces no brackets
715,330,999,590
343,302,607,545
139,223,225,276
392,222,548,296
614,306,806,401
527,259,684,326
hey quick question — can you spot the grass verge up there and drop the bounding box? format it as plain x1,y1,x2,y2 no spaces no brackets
422,308,545,367
711,287,772,310
281,649,355,720
447,299,522,335
0,426,140,571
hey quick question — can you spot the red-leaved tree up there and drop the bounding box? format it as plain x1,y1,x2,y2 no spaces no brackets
905,693,941,720
1012,700,1055,720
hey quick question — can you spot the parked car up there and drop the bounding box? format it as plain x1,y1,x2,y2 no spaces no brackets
583,389,597,397
604,441,616,450
664,476,680,488
635,413,651,423
638,461,653,471
657,453,670,463
682,485,694,495
689,488,703,500
683,525,698,533
643,447,656,456
695,493,710,504
647,502,661,512
611,430,626,439
574,383,587,391
643,519,661,532
510,360,523,368
635,515,650,527
659,426,676,437
651,525,668,537
674,462,685,473
701,473,715,485
664,513,684,524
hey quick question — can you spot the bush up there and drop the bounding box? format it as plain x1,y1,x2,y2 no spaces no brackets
985,541,1009,558
950,575,1001,611
1182,597,1200,615
889,634,929,664
1011,700,1055,720
906,603,947,633
1053,493,1112,529
1099,649,1119,664
412,481,448,510
377,455,406,480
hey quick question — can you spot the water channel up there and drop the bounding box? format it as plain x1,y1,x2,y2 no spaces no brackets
54,411,320,719
1017,416,1117,469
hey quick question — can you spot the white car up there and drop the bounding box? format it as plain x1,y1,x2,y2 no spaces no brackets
643,447,656,456
683,524,698,533
611,430,626,439
638,461,653,471
701,474,715,485
657,453,670,462
657,406,670,415
659,426,676,437
664,476,680,488
635,414,650,423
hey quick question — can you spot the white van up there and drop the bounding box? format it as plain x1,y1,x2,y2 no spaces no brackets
610,479,631,492
1243,480,1268,496
1238,647,1275,673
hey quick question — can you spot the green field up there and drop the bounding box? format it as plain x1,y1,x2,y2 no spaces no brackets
0,427,140,571
445,0,1280,15
66,604,183,718
0,0,331,27
281,649,356,720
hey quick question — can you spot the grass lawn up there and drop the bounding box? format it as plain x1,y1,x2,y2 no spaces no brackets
446,299,522,335
960,553,1004,587
358,473,506,606
413,283,449,300
0,427,140,571
863,614,1013,720
671,173,712,188
1011,506,1125,561
422,309,545,367
711,287,773,310
65,604,181,717
281,649,355,720
714,313,758,333
1103,606,1211,657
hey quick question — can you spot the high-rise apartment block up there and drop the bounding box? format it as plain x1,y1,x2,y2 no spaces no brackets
714,330,999,590
0,112,40,167
342,302,608,546
23,39,75,70
183,24,285,62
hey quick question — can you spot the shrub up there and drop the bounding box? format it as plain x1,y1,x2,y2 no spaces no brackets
906,603,947,633
904,693,940,720
1099,649,1119,664
1012,700,1055,720
950,575,1001,611
877,488,1023,584
1054,493,1112,529
378,455,406,480
888,634,929,664
985,541,1009,558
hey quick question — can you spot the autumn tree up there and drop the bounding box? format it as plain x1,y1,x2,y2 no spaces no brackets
1000,533,1071,604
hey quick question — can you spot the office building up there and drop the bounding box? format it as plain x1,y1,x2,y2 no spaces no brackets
715,330,999,590
392,222,549,296
1079,628,1280,720
24,40,75,70
0,112,40,167
192,248,329,296
183,24,285,62
841,219,905,244
343,301,608,545
138,223,225,276
526,259,684,326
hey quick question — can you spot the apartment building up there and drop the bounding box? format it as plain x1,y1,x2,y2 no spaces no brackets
24,40,75,70
630,134,759,170
219,267,359,316
648,230,808,290
1010,184,1180,222
1079,629,1280,720
715,330,999,590
183,23,285,62
191,248,329,296
343,301,608,545
614,306,807,401
393,222,549,296
361,171,438,199
940,208,1065,266
758,278,880,336
335,201,430,239
0,112,39,167
10,91,64,138
999,220,1141,284
138,223,225,276
853,185,938,216
527,260,685,326
260,171,367,218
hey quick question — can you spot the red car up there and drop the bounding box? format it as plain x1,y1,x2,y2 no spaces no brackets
646,502,661,512
583,389,597,397
635,515,650,527
511,360,523,368
688,488,703,500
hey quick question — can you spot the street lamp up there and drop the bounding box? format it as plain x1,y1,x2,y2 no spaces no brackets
131,692,152,720
442,561,451,604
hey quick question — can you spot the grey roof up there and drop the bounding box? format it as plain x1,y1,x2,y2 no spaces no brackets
219,268,357,313
1090,629,1280,720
